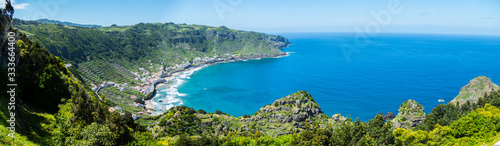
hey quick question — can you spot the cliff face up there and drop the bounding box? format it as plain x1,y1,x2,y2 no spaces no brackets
13,19,291,86
450,76,499,105
392,99,426,129
268,35,291,49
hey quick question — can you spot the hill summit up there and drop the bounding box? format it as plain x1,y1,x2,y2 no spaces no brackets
450,76,499,105
391,99,425,129
151,91,331,137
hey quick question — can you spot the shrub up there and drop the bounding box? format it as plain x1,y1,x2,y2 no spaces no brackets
215,110,226,115
197,109,207,114
254,111,259,115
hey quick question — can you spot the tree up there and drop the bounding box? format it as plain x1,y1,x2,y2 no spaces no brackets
331,118,367,145
299,119,333,145
418,103,463,131
215,110,226,115
368,113,395,145
197,109,207,114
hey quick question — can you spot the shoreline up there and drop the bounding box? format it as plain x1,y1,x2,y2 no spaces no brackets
144,52,292,115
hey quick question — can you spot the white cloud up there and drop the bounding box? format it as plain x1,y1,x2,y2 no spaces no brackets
13,3,28,9
0,0,30,10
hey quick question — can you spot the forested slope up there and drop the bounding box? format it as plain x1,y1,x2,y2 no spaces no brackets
13,19,290,85
1,2,158,145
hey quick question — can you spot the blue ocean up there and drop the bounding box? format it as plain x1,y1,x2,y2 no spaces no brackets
153,33,500,121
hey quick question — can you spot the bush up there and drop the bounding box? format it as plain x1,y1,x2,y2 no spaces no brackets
197,109,207,114
215,110,226,115
243,115,251,118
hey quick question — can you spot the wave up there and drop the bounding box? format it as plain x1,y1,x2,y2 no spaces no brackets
150,65,206,115
273,52,293,58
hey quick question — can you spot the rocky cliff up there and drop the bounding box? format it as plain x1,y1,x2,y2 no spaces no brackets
246,91,330,136
392,99,426,129
450,76,499,105
151,91,332,137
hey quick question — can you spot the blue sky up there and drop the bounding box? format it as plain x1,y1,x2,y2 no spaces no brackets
4,0,500,35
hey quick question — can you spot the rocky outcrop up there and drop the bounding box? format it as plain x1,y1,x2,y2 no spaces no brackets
383,112,396,121
152,91,331,137
246,91,329,136
267,35,291,49
450,76,499,105
332,114,347,123
251,91,325,123
392,99,425,129
144,78,166,100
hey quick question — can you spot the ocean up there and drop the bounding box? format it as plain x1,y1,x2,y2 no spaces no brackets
152,33,500,121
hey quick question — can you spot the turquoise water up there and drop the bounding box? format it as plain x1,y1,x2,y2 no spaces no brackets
154,33,500,121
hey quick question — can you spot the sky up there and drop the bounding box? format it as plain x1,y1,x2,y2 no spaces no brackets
3,0,500,35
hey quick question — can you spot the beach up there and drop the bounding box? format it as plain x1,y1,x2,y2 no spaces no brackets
143,52,291,115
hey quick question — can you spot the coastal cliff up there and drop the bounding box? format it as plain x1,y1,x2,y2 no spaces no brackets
450,76,499,105
13,19,291,86
150,91,334,138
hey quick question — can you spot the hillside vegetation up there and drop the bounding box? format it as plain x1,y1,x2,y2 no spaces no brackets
1,3,156,145
13,19,290,85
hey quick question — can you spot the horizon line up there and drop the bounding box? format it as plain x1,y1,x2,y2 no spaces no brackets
16,18,500,37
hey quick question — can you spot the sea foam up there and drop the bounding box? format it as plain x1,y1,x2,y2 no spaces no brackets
150,65,206,115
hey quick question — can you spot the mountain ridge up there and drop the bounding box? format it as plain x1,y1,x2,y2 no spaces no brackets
13,19,291,85
35,18,102,28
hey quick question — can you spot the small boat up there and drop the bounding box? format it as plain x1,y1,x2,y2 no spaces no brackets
438,99,445,102
158,99,163,102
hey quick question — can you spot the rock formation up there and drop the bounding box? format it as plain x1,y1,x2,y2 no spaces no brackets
392,99,425,129
383,112,396,121
450,76,499,105
152,91,331,137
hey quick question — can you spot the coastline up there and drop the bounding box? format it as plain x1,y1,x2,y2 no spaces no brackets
144,52,292,115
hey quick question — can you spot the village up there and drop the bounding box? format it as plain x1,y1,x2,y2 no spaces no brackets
90,53,242,121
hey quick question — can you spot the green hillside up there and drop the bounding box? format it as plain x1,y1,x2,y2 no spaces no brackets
35,19,102,28
1,4,156,145
12,19,291,120
13,19,290,86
